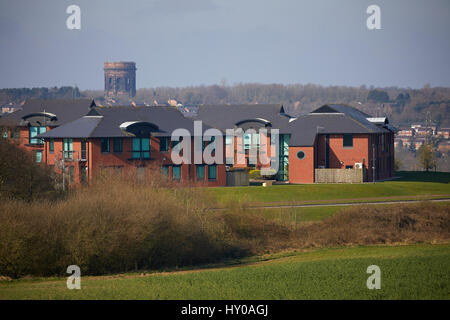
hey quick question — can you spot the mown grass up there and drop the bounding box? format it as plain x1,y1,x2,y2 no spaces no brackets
249,206,346,224
208,172,450,206
0,244,448,300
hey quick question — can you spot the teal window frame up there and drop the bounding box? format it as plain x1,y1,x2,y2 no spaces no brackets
196,165,205,181
161,165,169,177
63,138,73,160
208,165,217,181
172,165,181,180
29,126,46,145
132,137,150,159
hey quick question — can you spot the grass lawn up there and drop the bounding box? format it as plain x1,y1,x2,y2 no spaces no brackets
1,244,449,300
249,206,346,224
208,171,450,206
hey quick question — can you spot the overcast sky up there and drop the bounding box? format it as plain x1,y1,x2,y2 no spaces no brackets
0,0,449,90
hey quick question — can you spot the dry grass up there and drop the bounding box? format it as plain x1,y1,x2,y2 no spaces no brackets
0,169,448,278
290,202,450,248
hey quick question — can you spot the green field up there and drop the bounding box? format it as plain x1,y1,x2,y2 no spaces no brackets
0,244,448,300
208,171,450,206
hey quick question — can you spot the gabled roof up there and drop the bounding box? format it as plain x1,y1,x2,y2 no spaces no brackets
39,106,214,139
0,99,96,127
286,104,392,146
194,104,292,132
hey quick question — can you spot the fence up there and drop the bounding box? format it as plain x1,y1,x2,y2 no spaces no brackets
315,168,366,183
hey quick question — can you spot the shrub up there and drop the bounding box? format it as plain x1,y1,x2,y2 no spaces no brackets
0,139,61,201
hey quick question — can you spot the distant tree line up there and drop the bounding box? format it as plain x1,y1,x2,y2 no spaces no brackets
1,84,449,127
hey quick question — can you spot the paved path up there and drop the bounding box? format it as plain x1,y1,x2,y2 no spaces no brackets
244,198,450,210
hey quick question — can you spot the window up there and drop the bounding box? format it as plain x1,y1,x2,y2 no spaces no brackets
132,138,150,159
29,126,46,145
296,150,306,160
63,138,73,160
81,141,87,160
161,165,169,178
113,138,122,153
12,128,20,139
343,134,353,148
49,139,54,153
196,165,205,181
172,165,181,180
101,138,110,153
35,151,42,163
2,129,8,139
159,137,169,152
208,165,217,181
345,165,353,169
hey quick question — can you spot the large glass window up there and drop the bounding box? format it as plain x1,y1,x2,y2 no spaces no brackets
63,138,73,160
196,165,205,181
343,134,353,148
29,126,46,145
172,165,181,180
101,138,110,153
132,138,150,159
208,165,217,181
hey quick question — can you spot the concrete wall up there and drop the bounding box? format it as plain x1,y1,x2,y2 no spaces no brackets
315,168,365,183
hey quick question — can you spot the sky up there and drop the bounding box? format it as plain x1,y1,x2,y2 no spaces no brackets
0,0,449,90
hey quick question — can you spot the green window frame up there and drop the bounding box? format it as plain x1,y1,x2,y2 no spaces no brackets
208,165,216,181
101,138,110,153
343,134,353,148
29,126,46,145
196,165,205,181
160,137,169,152
2,129,8,139
113,138,122,153
132,138,150,159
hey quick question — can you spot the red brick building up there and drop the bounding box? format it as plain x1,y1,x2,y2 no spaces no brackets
2,101,395,186
38,106,226,186
0,99,96,163
196,104,396,184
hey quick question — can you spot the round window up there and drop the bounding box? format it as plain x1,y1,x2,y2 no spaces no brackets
296,150,306,160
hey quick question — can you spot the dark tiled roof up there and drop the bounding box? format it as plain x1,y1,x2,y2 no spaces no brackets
39,116,103,138
40,106,214,139
0,99,96,127
194,104,293,132
287,104,391,146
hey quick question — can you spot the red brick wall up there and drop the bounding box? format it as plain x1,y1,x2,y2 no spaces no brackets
288,146,315,183
44,136,226,187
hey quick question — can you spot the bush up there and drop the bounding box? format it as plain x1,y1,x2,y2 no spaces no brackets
0,139,61,201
